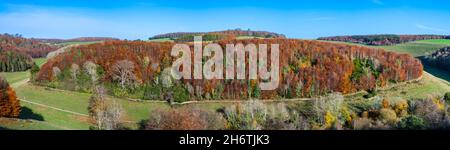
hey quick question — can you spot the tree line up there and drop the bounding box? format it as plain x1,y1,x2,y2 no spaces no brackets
318,34,449,45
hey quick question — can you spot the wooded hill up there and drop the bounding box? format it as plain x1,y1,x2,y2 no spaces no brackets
0,33,58,58
35,37,120,44
149,29,286,41
318,34,449,45
35,39,423,101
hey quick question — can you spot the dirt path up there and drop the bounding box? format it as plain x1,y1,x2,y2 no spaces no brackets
11,78,29,88
19,98,89,117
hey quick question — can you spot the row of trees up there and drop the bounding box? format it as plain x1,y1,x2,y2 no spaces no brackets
421,46,450,72
0,50,34,72
0,76,21,118
35,39,422,101
0,33,58,58
173,33,235,42
318,34,448,45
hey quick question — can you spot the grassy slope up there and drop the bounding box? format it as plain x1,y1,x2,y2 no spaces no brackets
373,39,450,57
13,83,169,129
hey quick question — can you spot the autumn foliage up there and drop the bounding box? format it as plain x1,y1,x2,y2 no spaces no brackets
35,39,423,100
0,33,58,58
0,76,21,118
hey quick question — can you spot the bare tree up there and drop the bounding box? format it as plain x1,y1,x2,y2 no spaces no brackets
52,67,61,78
88,86,123,130
111,60,139,89
70,63,80,80
83,61,98,83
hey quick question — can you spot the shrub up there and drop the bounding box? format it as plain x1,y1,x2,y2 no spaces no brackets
170,84,190,103
143,84,163,100
352,118,372,130
378,108,398,125
224,100,267,130
312,93,344,128
145,107,225,130
444,92,450,102
394,100,408,117
412,99,450,129
397,115,426,130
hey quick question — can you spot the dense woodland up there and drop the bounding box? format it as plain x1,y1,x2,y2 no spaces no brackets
0,50,33,72
35,39,423,102
149,29,286,40
35,37,119,44
0,76,20,118
318,34,449,45
421,47,450,72
0,33,58,58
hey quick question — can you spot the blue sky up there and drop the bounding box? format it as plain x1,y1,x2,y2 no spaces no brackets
0,0,449,39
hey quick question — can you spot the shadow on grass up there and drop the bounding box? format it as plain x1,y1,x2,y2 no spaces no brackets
0,126,12,130
423,64,450,82
418,57,450,83
19,107,45,121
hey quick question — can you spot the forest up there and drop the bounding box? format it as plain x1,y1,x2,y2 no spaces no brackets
318,34,449,45
421,47,450,72
0,50,33,72
34,38,423,102
0,33,58,58
149,29,286,40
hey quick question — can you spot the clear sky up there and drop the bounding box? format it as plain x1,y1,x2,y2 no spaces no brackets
0,0,449,40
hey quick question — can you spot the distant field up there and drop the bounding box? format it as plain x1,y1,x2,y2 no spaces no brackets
0,71,29,85
373,39,450,57
34,58,47,67
56,41,101,46
147,38,174,42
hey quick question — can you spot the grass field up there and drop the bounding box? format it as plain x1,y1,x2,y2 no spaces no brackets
373,39,450,57
0,71,29,85
147,38,174,42
12,83,171,129
34,58,48,67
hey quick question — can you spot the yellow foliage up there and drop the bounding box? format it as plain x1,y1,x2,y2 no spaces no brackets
432,98,445,110
362,111,369,118
394,100,408,117
325,111,336,128
382,99,390,109
340,107,353,125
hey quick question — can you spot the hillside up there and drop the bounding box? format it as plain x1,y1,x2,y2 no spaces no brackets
149,29,286,41
0,34,58,58
34,39,422,101
35,37,119,45
318,34,449,46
